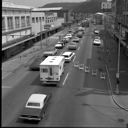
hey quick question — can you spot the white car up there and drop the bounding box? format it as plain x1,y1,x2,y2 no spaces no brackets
19,94,51,121
55,43,63,49
62,51,75,62
94,29,100,35
66,33,72,39
93,39,101,46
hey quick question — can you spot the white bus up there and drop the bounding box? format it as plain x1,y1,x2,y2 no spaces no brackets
40,56,65,85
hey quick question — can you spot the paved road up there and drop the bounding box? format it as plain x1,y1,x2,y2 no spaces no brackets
2,24,128,127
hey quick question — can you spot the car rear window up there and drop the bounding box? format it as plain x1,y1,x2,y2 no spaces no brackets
27,102,40,107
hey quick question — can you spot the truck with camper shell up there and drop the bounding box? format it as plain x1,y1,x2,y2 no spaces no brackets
40,56,65,85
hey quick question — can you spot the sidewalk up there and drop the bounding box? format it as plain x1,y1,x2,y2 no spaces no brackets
101,29,128,111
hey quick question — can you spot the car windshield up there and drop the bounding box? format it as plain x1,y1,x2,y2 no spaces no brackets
95,39,100,41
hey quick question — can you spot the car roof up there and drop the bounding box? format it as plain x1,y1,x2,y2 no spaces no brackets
28,94,47,103
56,43,62,46
62,51,73,56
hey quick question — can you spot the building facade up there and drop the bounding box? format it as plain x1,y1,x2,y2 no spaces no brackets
2,2,32,46
31,7,65,35
31,8,45,35
111,0,128,50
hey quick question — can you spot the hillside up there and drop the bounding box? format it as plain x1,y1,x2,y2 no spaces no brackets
39,0,110,13
73,0,108,13
39,2,80,10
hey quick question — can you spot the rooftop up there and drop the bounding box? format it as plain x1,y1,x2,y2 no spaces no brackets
32,7,63,12
40,56,64,66
27,94,47,103
2,1,32,9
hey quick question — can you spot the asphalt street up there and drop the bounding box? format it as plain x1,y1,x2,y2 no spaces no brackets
2,24,128,127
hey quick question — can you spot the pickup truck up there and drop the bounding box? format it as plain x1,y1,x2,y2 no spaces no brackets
19,93,51,121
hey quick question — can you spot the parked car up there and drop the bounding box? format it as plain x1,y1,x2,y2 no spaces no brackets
55,43,63,49
93,39,101,46
62,38,68,44
77,31,83,38
56,41,65,46
19,93,51,121
29,56,45,71
94,36,101,40
29,50,57,71
62,51,75,62
94,29,100,35
68,42,78,50
43,49,57,57
66,33,73,39
72,37,80,43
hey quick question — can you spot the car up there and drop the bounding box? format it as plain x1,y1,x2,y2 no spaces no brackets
57,41,65,46
29,56,45,71
43,49,57,58
72,37,80,43
68,42,78,50
19,93,51,121
94,29,100,35
63,36,70,41
93,39,101,46
55,43,63,49
77,31,83,38
62,38,69,44
94,36,100,40
62,51,75,62
66,33,72,39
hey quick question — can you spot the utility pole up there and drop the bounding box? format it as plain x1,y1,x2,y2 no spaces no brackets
115,23,121,94
40,19,43,49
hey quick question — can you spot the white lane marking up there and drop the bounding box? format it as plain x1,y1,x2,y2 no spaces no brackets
2,86,12,89
63,73,69,86
73,56,76,62
78,47,80,51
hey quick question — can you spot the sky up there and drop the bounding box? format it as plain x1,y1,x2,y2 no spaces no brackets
4,0,88,7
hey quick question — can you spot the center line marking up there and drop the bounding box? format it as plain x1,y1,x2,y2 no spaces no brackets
63,73,69,86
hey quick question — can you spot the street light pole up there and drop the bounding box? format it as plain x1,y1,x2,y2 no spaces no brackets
115,23,121,94
40,19,43,49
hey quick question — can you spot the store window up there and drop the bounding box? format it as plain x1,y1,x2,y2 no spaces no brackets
15,17,20,29
36,17,38,23
32,17,35,23
2,17,6,31
26,16,30,26
42,17,44,21
21,16,25,27
7,17,13,30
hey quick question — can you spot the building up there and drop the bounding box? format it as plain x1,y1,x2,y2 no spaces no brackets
93,12,104,25
111,0,128,52
31,8,45,35
31,7,65,35
2,1,32,47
